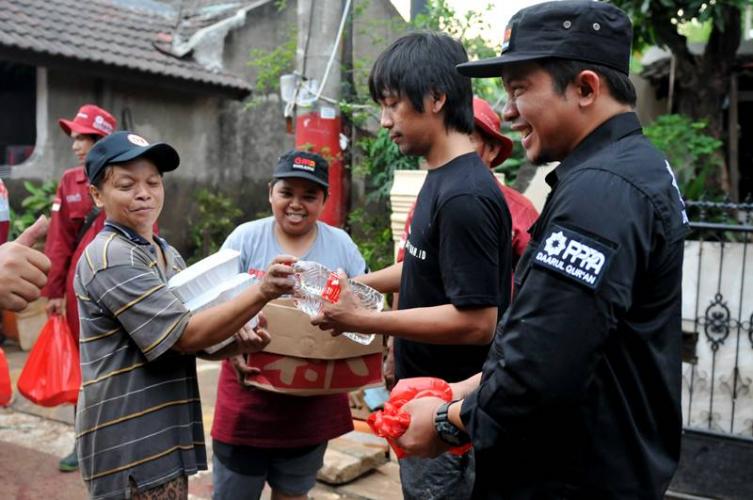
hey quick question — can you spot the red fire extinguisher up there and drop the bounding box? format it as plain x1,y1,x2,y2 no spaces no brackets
0,179,9,244
295,104,346,227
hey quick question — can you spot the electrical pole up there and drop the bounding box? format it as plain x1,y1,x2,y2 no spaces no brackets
294,0,348,226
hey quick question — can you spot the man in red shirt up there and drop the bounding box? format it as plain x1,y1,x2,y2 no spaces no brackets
397,96,539,267
42,104,115,472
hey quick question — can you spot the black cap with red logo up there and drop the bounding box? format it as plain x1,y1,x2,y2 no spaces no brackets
274,150,329,189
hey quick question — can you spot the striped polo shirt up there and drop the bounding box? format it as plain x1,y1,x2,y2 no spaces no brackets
74,221,206,499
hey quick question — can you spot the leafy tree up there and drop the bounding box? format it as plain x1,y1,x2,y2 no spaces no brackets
609,0,751,194
643,114,723,200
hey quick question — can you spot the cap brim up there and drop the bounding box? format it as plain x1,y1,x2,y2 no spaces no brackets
473,118,514,167
109,143,180,173
492,137,514,167
457,52,552,78
58,118,106,138
274,171,328,189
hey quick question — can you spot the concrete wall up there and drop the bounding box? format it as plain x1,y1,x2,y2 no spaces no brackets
4,66,285,254
631,73,667,127
4,0,402,255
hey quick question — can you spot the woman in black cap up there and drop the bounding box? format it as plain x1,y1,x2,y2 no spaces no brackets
73,131,296,499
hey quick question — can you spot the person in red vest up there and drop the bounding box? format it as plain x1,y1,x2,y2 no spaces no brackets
397,96,539,268
42,104,115,472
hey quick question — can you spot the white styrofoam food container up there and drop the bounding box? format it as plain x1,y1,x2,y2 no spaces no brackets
168,249,241,302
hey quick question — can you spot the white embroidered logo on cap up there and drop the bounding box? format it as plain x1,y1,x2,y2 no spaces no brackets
127,134,149,147
93,115,113,134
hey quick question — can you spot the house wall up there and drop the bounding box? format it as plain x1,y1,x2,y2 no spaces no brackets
631,74,667,127
4,0,402,256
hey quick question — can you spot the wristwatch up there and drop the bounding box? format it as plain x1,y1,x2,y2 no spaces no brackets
434,400,471,446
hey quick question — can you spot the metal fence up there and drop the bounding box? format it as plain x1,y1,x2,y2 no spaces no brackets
681,199,753,438
669,199,753,499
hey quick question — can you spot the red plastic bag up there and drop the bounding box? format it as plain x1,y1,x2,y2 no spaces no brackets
367,377,471,458
0,347,12,406
17,315,80,407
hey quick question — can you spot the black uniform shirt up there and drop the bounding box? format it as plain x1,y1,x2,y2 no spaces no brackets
460,113,689,499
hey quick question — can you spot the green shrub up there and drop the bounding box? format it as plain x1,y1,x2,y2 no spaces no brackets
643,114,723,200
9,180,58,241
188,188,242,262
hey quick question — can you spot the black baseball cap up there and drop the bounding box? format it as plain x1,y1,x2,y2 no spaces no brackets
273,150,329,189
85,131,180,184
457,0,633,78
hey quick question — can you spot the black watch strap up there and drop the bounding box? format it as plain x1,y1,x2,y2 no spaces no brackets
434,400,471,446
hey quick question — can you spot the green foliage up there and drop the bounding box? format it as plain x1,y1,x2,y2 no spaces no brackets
188,189,243,262
608,0,751,50
678,18,713,43
355,128,419,203
9,180,58,241
246,28,297,107
349,128,418,271
643,114,723,200
347,206,394,272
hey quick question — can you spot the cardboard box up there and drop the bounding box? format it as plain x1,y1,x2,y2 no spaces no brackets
245,352,383,396
261,299,383,359
244,299,384,395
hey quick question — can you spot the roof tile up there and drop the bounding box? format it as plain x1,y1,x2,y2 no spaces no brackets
0,0,251,96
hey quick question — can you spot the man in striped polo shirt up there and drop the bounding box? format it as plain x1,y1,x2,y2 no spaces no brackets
75,131,296,499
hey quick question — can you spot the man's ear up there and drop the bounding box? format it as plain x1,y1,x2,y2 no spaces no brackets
431,91,447,114
574,70,601,107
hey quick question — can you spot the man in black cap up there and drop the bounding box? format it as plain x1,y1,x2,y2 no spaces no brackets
393,1,689,498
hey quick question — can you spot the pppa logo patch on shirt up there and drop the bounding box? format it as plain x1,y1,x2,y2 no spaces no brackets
532,224,615,290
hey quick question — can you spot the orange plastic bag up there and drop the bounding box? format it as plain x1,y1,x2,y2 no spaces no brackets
367,377,471,458
17,315,80,407
0,347,12,406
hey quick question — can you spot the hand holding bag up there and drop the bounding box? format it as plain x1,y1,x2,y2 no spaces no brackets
17,315,80,407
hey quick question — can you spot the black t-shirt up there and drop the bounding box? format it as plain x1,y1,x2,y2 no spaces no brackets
461,113,689,499
395,152,512,383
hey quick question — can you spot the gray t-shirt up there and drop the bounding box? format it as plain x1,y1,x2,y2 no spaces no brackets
210,216,367,449
222,216,367,279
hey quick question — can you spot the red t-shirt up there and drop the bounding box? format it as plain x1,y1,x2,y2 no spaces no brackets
397,180,539,266
211,358,353,448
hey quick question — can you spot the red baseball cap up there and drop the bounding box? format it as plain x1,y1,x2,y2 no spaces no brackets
473,97,513,167
58,104,116,138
